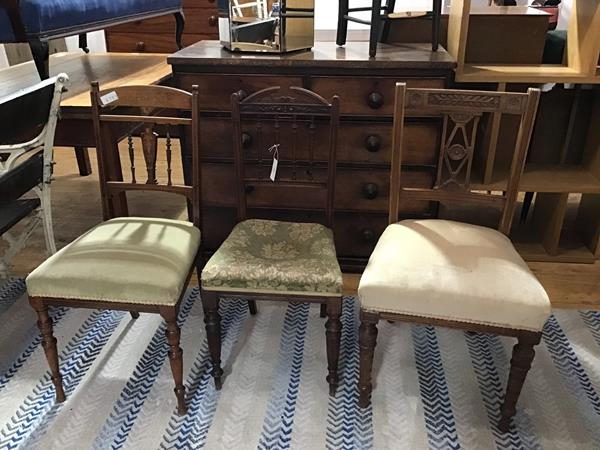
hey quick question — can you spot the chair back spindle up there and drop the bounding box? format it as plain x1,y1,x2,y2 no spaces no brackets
90,83,202,229
390,83,541,235
231,86,340,227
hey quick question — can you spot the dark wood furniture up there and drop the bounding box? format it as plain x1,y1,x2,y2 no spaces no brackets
200,86,344,394
26,83,203,415
105,0,219,54
358,83,546,433
168,40,456,272
0,0,184,79
336,0,442,57
0,52,172,177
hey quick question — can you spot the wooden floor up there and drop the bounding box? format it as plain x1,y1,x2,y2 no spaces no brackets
3,145,600,310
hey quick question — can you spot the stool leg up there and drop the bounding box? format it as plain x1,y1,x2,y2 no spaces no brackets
369,0,383,57
160,307,187,415
174,11,186,50
202,290,223,390
337,0,350,46
381,0,396,43
431,0,442,51
325,299,342,396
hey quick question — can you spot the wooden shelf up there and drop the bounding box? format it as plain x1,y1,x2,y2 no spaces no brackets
457,64,600,84
474,164,600,193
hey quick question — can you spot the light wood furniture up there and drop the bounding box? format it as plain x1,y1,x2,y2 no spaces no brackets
447,0,600,83
168,40,456,271
105,0,218,54
0,52,171,177
200,86,343,393
357,83,549,433
26,83,203,415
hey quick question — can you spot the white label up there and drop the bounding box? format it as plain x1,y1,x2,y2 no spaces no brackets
269,157,279,182
100,91,119,106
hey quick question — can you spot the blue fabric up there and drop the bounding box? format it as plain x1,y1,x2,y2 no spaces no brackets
0,0,182,41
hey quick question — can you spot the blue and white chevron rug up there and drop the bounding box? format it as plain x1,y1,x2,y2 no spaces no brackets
1,278,600,450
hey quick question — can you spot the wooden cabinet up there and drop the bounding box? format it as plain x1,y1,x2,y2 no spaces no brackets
169,41,455,270
105,0,218,53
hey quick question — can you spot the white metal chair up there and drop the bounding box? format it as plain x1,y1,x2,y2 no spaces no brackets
0,73,68,278
232,0,269,19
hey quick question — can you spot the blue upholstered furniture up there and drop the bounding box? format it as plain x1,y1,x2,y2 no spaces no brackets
0,0,184,79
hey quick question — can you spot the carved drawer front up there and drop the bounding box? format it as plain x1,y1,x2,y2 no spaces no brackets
201,163,433,214
107,7,217,34
335,168,433,214
200,118,440,165
311,76,445,116
177,74,303,111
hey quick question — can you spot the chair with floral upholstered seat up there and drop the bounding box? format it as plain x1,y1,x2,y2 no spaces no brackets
25,83,203,415
357,83,551,433
201,86,343,395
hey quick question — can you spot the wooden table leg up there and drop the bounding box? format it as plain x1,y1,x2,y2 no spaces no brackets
74,146,92,176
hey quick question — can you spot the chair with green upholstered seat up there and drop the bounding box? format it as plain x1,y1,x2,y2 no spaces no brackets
26,83,203,415
201,86,344,395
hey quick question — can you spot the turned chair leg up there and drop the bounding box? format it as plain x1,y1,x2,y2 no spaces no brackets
325,299,342,396
498,332,541,432
160,307,187,415
30,298,65,403
358,311,379,408
320,303,327,318
202,290,223,389
248,300,258,316
130,311,140,319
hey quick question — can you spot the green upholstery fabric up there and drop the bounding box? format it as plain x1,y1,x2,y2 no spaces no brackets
26,217,200,305
202,219,342,296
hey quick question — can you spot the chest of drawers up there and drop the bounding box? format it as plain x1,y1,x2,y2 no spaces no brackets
168,41,456,270
105,0,219,53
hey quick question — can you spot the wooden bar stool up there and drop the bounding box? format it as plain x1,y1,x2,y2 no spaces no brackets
336,0,442,57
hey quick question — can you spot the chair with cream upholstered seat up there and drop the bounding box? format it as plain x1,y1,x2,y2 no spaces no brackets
357,83,550,432
25,83,203,416
201,86,344,395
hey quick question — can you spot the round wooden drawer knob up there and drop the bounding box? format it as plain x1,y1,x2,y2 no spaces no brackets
235,89,248,100
367,92,384,109
364,134,381,152
362,182,378,200
361,228,375,243
208,16,217,27
241,132,253,149
135,41,146,52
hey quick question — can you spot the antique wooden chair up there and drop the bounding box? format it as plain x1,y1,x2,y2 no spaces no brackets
25,83,202,415
357,83,551,432
201,86,343,394
0,73,68,278
336,0,442,57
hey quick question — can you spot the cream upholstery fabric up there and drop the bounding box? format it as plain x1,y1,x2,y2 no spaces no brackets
26,217,201,305
358,220,551,332
202,219,342,296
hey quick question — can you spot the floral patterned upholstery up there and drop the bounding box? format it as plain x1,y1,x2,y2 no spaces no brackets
202,219,342,296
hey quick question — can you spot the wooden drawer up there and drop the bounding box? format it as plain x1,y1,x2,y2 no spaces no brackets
199,118,440,165
177,74,304,111
311,76,445,116
106,32,212,53
333,213,389,258
107,7,218,34
201,163,433,214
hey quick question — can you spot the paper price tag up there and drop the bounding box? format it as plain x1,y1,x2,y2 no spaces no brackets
100,91,119,106
269,157,279,182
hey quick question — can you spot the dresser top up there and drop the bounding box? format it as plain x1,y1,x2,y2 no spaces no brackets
168,41,456,71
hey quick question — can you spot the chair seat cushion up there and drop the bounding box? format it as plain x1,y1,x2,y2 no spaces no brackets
358,220,551,332
0,0,182,41
26,217,200,305
202,219,342,297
